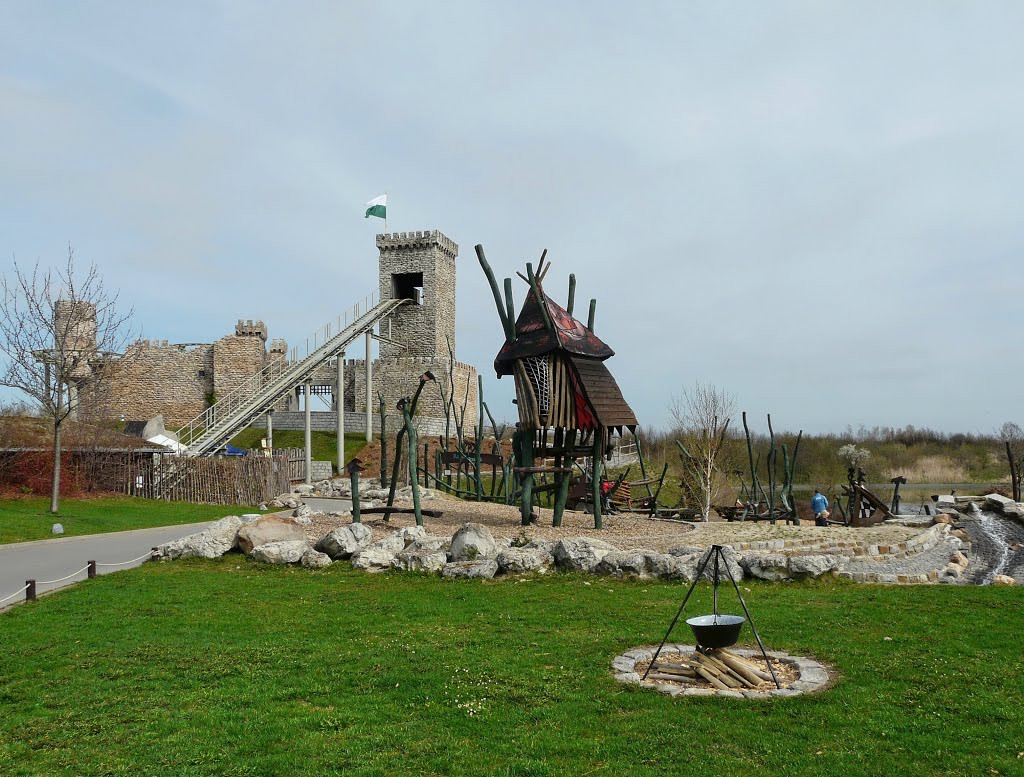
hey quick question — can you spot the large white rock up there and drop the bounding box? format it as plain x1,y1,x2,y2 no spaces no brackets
697,546,744,582
496,547,553,575
351,547,398,573
237,516,309,554
316,523,374,559
595,550,658,578
992,574,1016,586
250,540,310,564
742,554,791,581
405,536,450,553
393,549,448,573
788,554,843,578
449,523,498,561
442,560,499,579
158,516,243,560
983,493,1014,511
300,549,333,569
553,538,618,572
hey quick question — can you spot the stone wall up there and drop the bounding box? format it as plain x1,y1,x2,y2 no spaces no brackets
105,340,213,426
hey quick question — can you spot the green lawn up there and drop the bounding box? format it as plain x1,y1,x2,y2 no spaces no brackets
0,564,1021,776
0,497,250,545
228,429,367,473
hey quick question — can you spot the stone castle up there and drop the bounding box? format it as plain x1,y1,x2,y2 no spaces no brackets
78,230,478,436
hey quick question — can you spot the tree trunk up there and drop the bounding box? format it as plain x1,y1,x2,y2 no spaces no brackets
50,416,62,513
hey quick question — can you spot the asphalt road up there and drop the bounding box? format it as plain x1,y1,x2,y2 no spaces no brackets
0,521,212,610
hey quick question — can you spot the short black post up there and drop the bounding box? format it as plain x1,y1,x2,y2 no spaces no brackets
151,546,160,561
347,458,365,523
26,580,36,602
87,561,97,579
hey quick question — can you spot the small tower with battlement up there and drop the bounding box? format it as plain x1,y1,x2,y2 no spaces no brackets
376,231,458,358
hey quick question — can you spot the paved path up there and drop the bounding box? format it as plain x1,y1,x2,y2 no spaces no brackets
0,521,212,610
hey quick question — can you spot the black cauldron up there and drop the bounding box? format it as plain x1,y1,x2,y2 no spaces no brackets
686,614,746,648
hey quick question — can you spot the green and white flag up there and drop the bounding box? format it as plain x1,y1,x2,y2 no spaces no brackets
364,194,386,220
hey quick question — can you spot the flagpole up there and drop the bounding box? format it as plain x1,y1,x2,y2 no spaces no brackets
384,190,388,233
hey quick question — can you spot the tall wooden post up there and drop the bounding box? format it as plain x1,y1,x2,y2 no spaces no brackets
591,428,605,529
347,459,364,523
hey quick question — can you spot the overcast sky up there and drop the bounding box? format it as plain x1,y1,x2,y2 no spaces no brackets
2,1,1022,434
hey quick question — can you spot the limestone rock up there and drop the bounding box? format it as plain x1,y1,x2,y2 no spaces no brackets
1003,502,1024,521
237,516,308,554
351,547,399,573
697,546,744,582
250,539,310,564
441,560,499,579
741,554,790,581
949,551,969,568
449,523,498,561
292,503,313,525
788,554,843,578
51,523,64,535
932,513,955,526
595,550,659,578
316,523,374,560
293,484,314,496
394,549,448,573
497,547,554,575
523,539,557,553
300,549,333,569
983,493,1014,512
992,574,1016,586
158,516,243,560
405,536,450,553
553,538,618,572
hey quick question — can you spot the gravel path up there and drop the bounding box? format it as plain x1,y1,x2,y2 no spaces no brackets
298,494,923,553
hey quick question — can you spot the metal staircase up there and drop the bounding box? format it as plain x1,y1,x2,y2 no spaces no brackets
177,292,407,456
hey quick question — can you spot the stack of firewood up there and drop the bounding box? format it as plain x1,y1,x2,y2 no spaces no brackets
645,648,775,690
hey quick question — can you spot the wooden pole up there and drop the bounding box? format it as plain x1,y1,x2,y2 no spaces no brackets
591,428,604,529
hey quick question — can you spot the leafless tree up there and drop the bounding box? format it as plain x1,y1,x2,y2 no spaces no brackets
670,382,736,521
0,248,135,512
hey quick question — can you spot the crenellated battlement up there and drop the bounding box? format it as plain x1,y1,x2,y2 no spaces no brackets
235,319,268,341
376,230,458,259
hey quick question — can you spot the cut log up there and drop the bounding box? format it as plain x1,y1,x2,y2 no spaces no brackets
695,666,730,690
647,672,698,685
718,649,773,682
716,653,766,687
691,653,743,689
701,652,756,688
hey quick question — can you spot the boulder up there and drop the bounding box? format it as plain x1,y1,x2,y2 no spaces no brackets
441,560,499,579
788,554,843,578
237,516,309,554
949,551,969,568
932,514,955,526
292,503,313,525
697,546,744,582
552,538,618,572
394,549,448,573
667,545,706,557
158,516,243,560
595,550,658,578
250,540,310,564
300,549,333,569
497,547,554,575
983,494,1014,512
523,539,557,553
449,523,498,561
293,484,314,496
351,547,399,573
992,574,1016,586
316,523,374,560
646,552,696,581
405,536,450,553
1003,502,1024,522
51,523,64,535
741,553,790,582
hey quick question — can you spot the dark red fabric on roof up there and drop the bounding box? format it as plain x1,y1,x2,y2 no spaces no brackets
493,286,614,376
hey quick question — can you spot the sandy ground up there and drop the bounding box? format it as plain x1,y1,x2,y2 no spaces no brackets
302,493,923,552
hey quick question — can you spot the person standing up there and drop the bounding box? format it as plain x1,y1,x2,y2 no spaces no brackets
811,489,829,526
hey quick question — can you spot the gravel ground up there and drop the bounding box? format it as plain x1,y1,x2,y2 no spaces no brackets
294,494,923,552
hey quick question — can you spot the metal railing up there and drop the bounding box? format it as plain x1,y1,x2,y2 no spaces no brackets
177,292,406,456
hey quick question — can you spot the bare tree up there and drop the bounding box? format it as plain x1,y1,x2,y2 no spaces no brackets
0,248,135,512
670,382,736,521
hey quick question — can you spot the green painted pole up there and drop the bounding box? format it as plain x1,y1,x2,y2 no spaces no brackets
591,429,604,529
567,273,576,317
400,400,423,526
587,299,597,333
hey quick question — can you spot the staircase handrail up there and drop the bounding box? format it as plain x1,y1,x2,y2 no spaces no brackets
177,291,393,451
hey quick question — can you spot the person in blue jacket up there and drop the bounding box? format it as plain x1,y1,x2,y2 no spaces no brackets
811,489,829,526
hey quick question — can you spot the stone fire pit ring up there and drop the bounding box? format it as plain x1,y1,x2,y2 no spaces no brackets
612,645,833,698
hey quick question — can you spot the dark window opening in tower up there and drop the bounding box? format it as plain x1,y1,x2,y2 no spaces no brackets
392,272,424,304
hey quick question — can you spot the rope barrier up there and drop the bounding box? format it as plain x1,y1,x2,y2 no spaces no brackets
0,584,30,606
96,551,154,568
36,566,91,586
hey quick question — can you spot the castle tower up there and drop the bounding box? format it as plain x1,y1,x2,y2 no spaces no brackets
376,231,458,358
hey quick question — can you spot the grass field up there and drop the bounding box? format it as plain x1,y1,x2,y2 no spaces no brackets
228,429,367,474
0,496,249,545
0,562,1021,776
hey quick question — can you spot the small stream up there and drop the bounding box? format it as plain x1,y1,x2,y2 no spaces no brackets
956,508,1024,584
